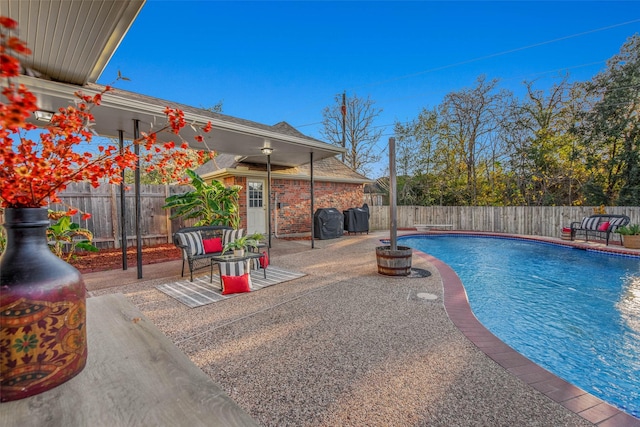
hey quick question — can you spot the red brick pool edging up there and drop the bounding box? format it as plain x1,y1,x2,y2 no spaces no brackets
411,234,640,426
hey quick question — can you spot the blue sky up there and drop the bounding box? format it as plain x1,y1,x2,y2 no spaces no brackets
99,1,640,176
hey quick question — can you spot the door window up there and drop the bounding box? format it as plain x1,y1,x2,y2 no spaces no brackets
249,182,263,208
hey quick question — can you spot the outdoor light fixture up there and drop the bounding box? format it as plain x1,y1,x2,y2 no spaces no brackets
34,110,54,122
261,146,273,155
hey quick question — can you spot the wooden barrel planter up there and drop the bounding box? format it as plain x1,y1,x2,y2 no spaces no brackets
376,245,413,276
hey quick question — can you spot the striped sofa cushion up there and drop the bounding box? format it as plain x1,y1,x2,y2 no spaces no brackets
222,228,245,247
580,216,600,230
610,216,626,227
250,252,268,270
609,216,626,231
177,231,204,257
219,261,253,289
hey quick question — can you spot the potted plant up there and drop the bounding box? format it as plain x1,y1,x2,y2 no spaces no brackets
0,17,213,402
223,233,264,256
616,224,640,249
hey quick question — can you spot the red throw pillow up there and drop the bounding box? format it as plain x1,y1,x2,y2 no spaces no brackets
203,237,223,253
259,251,269,268
598,221,610,232
221,273,251,295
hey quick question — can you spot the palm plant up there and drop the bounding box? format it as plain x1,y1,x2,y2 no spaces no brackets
163,169,242,228
616,224,640,235
222,232,264,254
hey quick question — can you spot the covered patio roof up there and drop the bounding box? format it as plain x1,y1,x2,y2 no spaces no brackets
18,75,344,167
5,0,344,166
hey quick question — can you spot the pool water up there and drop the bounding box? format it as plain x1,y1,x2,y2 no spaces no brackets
401,235,640,418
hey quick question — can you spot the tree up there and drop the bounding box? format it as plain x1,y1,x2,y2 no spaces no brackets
503,77,583,205
320,93,383,176
437,76,512,205
576,34,640,205
395,108,440,176
394,108,440,205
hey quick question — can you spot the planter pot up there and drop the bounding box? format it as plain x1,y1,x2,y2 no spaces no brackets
0,208,87,402
233,249,245,257
376,245,412,276
622,234,640,249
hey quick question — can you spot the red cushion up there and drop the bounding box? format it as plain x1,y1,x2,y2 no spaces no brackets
598,221,610,232
259,251,269,268
221,273,251,295
203,237,223,253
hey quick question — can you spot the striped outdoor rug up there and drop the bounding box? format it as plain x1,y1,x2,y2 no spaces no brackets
155,266,306,308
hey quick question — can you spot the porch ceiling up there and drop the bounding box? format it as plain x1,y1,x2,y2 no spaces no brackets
2,0,145,85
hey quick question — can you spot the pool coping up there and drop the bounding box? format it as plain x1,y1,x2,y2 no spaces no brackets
409,232,640,427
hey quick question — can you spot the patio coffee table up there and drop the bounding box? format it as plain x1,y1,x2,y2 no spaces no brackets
209,252,266,284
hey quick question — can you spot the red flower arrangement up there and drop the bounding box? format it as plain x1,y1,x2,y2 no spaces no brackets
0,17,214,217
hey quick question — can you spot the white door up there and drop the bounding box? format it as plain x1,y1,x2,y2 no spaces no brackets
247,179,266,235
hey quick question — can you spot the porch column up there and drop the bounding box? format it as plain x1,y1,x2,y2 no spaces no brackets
266,151,272,253
310,152,314,249
133,119,142,279
119,129,127,271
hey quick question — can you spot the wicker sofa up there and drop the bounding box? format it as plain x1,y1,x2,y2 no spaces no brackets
570,214,630,246
173,225,243,281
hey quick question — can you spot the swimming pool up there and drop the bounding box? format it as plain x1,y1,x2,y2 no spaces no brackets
401,234,640,418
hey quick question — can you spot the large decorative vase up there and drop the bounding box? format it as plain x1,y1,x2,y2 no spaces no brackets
376,245,413,276
0,208,87,402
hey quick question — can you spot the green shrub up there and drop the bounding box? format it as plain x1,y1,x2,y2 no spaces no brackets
615,224,640,235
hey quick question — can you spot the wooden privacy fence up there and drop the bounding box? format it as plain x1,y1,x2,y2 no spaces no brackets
0,182,194,249
369,205,640,238
3,182,639,246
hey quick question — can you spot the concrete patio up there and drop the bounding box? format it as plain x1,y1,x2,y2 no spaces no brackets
83,231,637,426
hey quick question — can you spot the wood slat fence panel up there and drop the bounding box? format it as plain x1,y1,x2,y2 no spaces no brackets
3,183,639,247
369,205,640,238
0,182,194,249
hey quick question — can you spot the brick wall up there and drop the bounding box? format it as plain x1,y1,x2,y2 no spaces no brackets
225,175,363,236
271,179,363,236
229,176,247,230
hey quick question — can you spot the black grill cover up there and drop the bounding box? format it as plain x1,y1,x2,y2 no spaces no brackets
314,208,344,239
343,204,370,233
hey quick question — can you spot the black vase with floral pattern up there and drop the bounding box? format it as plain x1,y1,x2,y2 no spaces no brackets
0,208,87,402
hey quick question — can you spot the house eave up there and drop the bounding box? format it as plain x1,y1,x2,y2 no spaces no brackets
15,75,344,167
201,168,374,185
